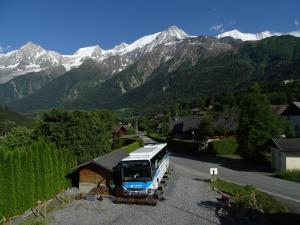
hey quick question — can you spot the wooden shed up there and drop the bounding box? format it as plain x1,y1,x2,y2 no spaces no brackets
72,149,128,193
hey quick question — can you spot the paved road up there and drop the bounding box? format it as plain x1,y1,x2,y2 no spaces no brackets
172,155,300,204
49,158,266,225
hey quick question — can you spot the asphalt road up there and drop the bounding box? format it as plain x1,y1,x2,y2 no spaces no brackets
171,154,300,204
49,157,266,225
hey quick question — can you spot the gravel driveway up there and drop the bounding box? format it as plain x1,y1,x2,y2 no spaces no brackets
48,158,266,225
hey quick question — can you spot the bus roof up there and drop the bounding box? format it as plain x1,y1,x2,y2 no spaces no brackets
122,143,167,161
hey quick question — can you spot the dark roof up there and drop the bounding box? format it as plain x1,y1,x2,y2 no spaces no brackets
73,149,128,172
271,105,288,115
170,116,202,133
282,102,300,116
293,102,300,108
272,138,300,152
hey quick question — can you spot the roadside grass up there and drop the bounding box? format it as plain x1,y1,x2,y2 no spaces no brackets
208,136,238,155
210,179,287,213
276,169,300,183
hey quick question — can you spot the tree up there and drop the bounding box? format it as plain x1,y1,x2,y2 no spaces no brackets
215,105,240,137
1,126,34,149
198,113,213,142
35,109,113,163
237,84,283,159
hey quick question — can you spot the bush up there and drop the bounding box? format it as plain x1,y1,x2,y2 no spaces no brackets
208,137,238,155
112,138,129,149
167,138,199,154
211,179,287,213
147,133,166,143
276,170,300,183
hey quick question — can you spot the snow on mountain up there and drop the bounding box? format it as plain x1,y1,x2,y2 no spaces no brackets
0,26,191,83
217,29,300,41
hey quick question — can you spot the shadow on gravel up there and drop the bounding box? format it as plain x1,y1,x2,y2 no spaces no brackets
197,200,219,210
193,178,210,182
161,201,220,225
171,153,273,174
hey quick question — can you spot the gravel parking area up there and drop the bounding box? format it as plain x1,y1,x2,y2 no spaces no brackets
48,159,266,225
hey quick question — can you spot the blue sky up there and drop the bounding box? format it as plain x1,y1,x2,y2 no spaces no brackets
0,0,299,54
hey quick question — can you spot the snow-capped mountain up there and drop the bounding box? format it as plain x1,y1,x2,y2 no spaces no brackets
0,26,191,84
217,29,300,41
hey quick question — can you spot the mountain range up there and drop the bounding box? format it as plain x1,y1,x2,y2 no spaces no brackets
0,26,300,112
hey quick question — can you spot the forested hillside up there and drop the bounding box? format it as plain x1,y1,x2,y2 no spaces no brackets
108,35,300,109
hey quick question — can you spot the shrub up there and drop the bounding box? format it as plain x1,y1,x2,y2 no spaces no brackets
276,170,300,183
147,133,166,143
208,137,238,155
112,138,128,149
211,179,287,213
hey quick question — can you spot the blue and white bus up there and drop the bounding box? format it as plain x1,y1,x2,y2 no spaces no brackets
121,143,169,197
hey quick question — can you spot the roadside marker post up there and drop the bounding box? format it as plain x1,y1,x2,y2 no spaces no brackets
210,168,218,182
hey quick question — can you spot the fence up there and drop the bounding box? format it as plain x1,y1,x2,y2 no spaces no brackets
1,188,79,225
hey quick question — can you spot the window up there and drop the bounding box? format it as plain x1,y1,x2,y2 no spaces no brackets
150,147,168,176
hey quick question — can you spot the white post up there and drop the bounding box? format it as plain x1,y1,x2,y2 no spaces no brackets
210,168,218,182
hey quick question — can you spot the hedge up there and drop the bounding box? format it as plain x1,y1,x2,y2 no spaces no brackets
208,137,238,155
122,142,141,153
112,137,144,153
167,138,200,154
0,139,76,218
147,133,167,143
276,170,300,183
112,137,144,150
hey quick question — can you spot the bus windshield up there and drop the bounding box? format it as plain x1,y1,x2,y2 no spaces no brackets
122,160,152,182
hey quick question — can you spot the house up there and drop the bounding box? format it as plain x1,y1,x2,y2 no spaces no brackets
168,114,238,140
270,138,300,171
281,102,300,136
72,149,128,193
112,125,128,139
169,116,201,139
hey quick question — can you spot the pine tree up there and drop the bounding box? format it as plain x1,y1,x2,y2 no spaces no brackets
237,84,283,159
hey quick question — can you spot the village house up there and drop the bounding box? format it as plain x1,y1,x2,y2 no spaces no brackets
281,102,300,136
270,138,300,171
72,149,128,193
168,114,238,140
112,125,128,139
169,116,201,140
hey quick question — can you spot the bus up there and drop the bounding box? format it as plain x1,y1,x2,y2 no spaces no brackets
121,143,169,197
